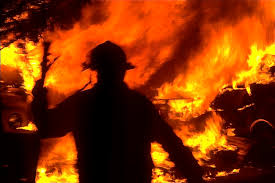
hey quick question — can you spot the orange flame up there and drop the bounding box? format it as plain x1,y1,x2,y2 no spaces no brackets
36,133,78,183
179,113,237,162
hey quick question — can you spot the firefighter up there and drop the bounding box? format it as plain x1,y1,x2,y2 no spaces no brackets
32,41,205,183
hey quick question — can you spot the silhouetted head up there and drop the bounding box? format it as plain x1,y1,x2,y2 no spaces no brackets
84,41,135,85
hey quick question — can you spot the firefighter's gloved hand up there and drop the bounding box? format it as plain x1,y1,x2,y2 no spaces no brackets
32,79,47,98
31,79,48,113
31,79,48,131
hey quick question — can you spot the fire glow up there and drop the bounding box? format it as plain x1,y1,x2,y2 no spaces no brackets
1,0,275,183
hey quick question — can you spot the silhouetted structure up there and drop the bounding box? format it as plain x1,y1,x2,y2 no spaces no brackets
32,41,204,183
1,0,93,48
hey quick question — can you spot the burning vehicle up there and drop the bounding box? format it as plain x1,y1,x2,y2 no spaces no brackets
152,83,275,183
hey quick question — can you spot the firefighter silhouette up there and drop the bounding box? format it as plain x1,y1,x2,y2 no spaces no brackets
32,41,204,183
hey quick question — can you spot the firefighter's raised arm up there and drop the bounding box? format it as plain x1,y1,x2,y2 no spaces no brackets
31,80,76,138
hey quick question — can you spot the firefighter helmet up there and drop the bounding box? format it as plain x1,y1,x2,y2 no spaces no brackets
84,41,135,71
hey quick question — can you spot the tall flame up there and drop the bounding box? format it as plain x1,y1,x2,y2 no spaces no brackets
1,41,42,92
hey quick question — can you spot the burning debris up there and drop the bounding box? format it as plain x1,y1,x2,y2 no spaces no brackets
1,0,275,183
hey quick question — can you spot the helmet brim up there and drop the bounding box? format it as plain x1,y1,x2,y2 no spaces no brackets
124,62,136,70
82,61,135,71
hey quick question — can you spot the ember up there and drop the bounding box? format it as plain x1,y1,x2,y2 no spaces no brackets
1,0,275,183
16,121,38,132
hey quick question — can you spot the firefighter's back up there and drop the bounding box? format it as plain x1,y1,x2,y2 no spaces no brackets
74,84,153,183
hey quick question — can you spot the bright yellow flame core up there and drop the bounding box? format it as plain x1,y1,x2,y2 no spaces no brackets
216,169,240,177
182,113,237,161
1,41,42,91
36,133,78,183
233,44,275,92
16,122,38,131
